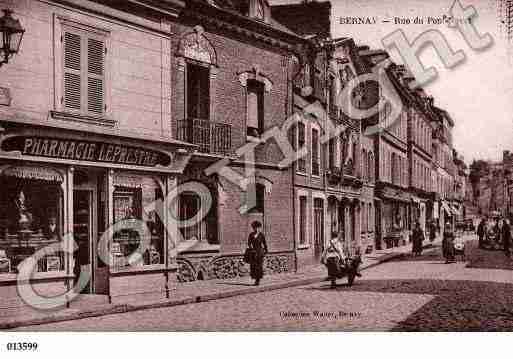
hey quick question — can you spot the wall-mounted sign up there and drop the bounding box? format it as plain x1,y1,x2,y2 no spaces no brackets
1,135,171,167
1,165,64,182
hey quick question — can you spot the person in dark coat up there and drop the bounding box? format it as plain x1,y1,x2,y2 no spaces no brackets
502,219,511,258
429,221,437,242
477,218,486,249
442,221,455,263
412,221,425,256
247,220,268,286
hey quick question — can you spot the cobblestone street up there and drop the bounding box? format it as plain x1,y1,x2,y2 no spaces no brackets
13,235,513,331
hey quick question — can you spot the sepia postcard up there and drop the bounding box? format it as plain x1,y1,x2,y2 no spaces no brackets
0,0,512,355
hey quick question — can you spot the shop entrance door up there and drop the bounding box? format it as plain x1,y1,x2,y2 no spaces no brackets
73,190,92,294
73,171,109,295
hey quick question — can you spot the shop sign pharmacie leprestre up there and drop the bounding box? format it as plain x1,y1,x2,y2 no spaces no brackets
1,135,171,167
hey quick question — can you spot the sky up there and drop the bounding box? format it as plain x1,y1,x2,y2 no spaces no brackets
270,0,513,163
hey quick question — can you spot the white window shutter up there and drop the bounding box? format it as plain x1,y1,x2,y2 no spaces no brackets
86,37,105,115
63,31,82,111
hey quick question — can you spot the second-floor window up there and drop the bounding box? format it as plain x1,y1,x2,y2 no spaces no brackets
297,122,306,173
312,128,320,176
187,63,210,120
328,138,336,169
62,27,106,117
247,80,264,138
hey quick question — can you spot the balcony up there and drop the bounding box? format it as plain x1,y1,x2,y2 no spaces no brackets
177,118,232,156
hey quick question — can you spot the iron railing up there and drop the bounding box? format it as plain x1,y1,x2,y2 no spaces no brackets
177,118,232,155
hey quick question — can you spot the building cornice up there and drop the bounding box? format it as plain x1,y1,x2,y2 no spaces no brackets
183,1,308,55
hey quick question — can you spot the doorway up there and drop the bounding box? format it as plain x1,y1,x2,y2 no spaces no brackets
73,169,109,295
313,198,324,260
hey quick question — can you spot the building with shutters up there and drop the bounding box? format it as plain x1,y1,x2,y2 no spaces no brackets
0,0,306,307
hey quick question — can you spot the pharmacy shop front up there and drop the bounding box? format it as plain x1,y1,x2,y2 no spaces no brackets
0,123,192,308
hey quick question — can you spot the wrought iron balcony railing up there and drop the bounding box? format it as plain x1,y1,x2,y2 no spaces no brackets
177,118,232,155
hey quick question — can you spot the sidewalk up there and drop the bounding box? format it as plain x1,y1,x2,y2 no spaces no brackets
0,238,443,330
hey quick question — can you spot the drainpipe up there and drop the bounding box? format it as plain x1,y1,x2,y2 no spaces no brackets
288,53,298,273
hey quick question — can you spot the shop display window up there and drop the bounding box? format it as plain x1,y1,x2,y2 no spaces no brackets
112,174,164,269
0,176,64,275
178,188,218,246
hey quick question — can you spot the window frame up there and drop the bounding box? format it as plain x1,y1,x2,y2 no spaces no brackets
296,121,307,174
297,191,309,249
186,61,211,121
246,79,265,139
311,126,321,177
54,17,111,123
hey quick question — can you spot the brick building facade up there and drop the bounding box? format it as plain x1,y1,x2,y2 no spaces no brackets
0,0,467,310
0,0,307,306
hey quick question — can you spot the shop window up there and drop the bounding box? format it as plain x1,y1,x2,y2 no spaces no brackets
0,176,64,275
187,63,210,120
62,25,107,117
247,80,264,138
112,175,164,268
178,186,218,245
298,196,307,245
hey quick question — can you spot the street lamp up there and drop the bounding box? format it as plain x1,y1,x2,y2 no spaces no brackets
0,9,25,67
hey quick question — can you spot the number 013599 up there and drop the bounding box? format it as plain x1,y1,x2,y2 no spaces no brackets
6,342,38,351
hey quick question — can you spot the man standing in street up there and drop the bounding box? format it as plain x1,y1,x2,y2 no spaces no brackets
502,218,511,258
477,217,486,249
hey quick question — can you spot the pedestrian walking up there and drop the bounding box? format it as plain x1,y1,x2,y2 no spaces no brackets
477,217,486,249
502,218,511,258
442,221,455,263
246,220,268,286
429,220,437,242
321,235,346,288
412,221,425,256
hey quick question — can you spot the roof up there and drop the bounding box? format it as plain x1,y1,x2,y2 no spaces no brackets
196,0,300,37
270,1,332,39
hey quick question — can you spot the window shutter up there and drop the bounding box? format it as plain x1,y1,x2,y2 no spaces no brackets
63,31,82,111
87,37,105,115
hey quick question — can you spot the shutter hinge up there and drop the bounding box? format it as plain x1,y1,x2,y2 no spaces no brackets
105,46,107,55
104,104,107,111
60,96,63,104
60,35,63,43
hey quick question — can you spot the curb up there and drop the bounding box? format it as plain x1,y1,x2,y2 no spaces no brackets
0,242,439,330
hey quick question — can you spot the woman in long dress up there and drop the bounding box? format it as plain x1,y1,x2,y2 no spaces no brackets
247,221,268,286
412,221,425,256
442,221,455,263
